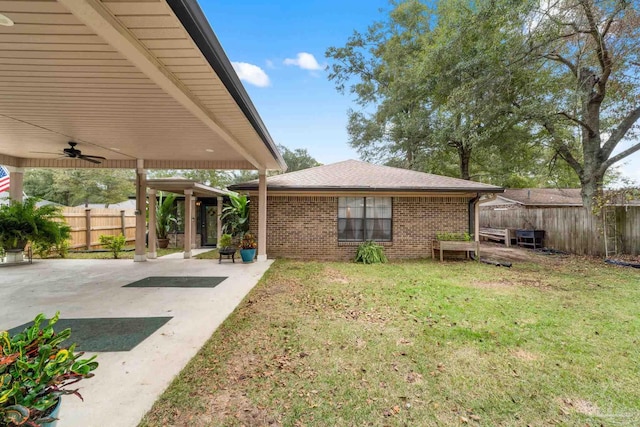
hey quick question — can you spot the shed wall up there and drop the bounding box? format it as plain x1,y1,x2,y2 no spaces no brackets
249,195,471,260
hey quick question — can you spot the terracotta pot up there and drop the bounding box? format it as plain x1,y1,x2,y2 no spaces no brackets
157,238,170,249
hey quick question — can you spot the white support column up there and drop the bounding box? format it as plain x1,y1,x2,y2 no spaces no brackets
191,197,197,249
134,160,147,262
8,167,24,202
147,189,157,259
184,189,193,259
257,171,267,262
216,196,223,247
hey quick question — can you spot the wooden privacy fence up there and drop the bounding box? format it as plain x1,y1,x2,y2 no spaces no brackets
61,207,136,249
480,206,640,256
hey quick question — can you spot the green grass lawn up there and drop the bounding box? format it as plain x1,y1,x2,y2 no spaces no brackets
58,247,182,259
140,255,640,426
195,248,221,259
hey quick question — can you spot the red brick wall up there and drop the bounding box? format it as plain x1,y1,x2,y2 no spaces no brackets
249,195,472,260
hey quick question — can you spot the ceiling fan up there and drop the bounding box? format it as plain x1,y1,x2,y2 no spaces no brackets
31,142,107,164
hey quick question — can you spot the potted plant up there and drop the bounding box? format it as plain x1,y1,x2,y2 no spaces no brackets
217,233,236,263
0,199,71,263
239,232,257,263
0,312,98,427
155,192,176,249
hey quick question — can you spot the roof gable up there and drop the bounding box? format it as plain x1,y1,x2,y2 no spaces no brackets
229,160,503,192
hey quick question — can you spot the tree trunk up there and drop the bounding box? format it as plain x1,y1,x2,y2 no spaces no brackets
458,145,472,181
579,168,604,213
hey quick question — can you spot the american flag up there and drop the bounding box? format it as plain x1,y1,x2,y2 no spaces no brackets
0,166,9,193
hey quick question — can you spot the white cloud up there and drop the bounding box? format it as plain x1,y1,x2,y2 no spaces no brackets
284,52,323,71
231,62,270,87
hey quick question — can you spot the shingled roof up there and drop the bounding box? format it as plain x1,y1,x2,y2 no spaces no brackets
495,188,583,206
485,188,640,207
229,160,503,193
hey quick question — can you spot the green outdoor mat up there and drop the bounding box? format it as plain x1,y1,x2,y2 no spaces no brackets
123,276,227,288
8,317,172,352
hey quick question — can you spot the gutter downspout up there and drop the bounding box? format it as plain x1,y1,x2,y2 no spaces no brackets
468,193,481,240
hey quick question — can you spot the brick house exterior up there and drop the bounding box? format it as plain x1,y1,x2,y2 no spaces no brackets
231,160,503,260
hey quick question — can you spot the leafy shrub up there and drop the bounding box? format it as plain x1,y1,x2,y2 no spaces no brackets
355,241,388,264
219,233,233,249
221,193,249,237
156,192,177,240
436,232,472,241
0,198,70,250
0,312,98,426
98,234,126,259
240,232,257,250
56,239,70,258
34,239,70,259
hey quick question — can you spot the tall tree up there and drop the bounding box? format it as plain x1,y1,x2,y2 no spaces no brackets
277,144,321,172
147,169,232,188
326,0,550,183
24,169,135,206
523,0,640,209
327,1,435,171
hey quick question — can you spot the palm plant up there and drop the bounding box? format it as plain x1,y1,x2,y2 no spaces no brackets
156,192,177,240
221,193,249,238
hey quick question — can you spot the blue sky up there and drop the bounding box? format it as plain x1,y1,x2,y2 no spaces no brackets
200,0,639,184
200,0,389,165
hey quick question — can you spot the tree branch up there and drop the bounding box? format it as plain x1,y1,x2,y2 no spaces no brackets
601,104,640,159
544,53,578,76
557,111,596,135
542,121,583,175
601,142,640,173
580,0,613,91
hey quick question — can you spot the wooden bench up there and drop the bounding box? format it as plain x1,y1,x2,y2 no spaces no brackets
479,227,511,247
432,240,479,262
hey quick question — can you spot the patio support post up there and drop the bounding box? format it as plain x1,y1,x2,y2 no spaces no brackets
148,189,157,259
134,160,147,262
184,189,193,259
192,197,197,249
217,196,223,247
257,170,267,262
8,167,24,202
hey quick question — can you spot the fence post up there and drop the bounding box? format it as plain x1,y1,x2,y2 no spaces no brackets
120,210,126,236
85,208,92,250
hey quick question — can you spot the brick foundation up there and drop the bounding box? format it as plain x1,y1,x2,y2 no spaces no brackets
249,195,472,260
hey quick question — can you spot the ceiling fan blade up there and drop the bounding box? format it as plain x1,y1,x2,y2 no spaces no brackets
80,154,107,160
79,156,102,164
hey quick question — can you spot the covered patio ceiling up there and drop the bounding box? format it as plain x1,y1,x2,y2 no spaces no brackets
0,0,285,171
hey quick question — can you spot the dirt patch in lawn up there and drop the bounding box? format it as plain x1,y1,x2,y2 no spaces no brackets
480,243,550,263
471,277,553,290
559,398,600,416
323,267,350,284
511,349,540,361
205,389,280,426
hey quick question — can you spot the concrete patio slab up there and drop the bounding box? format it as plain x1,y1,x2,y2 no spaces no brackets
0,257,273,427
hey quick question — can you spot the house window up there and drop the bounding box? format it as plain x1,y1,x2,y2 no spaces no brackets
338,197,392,241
